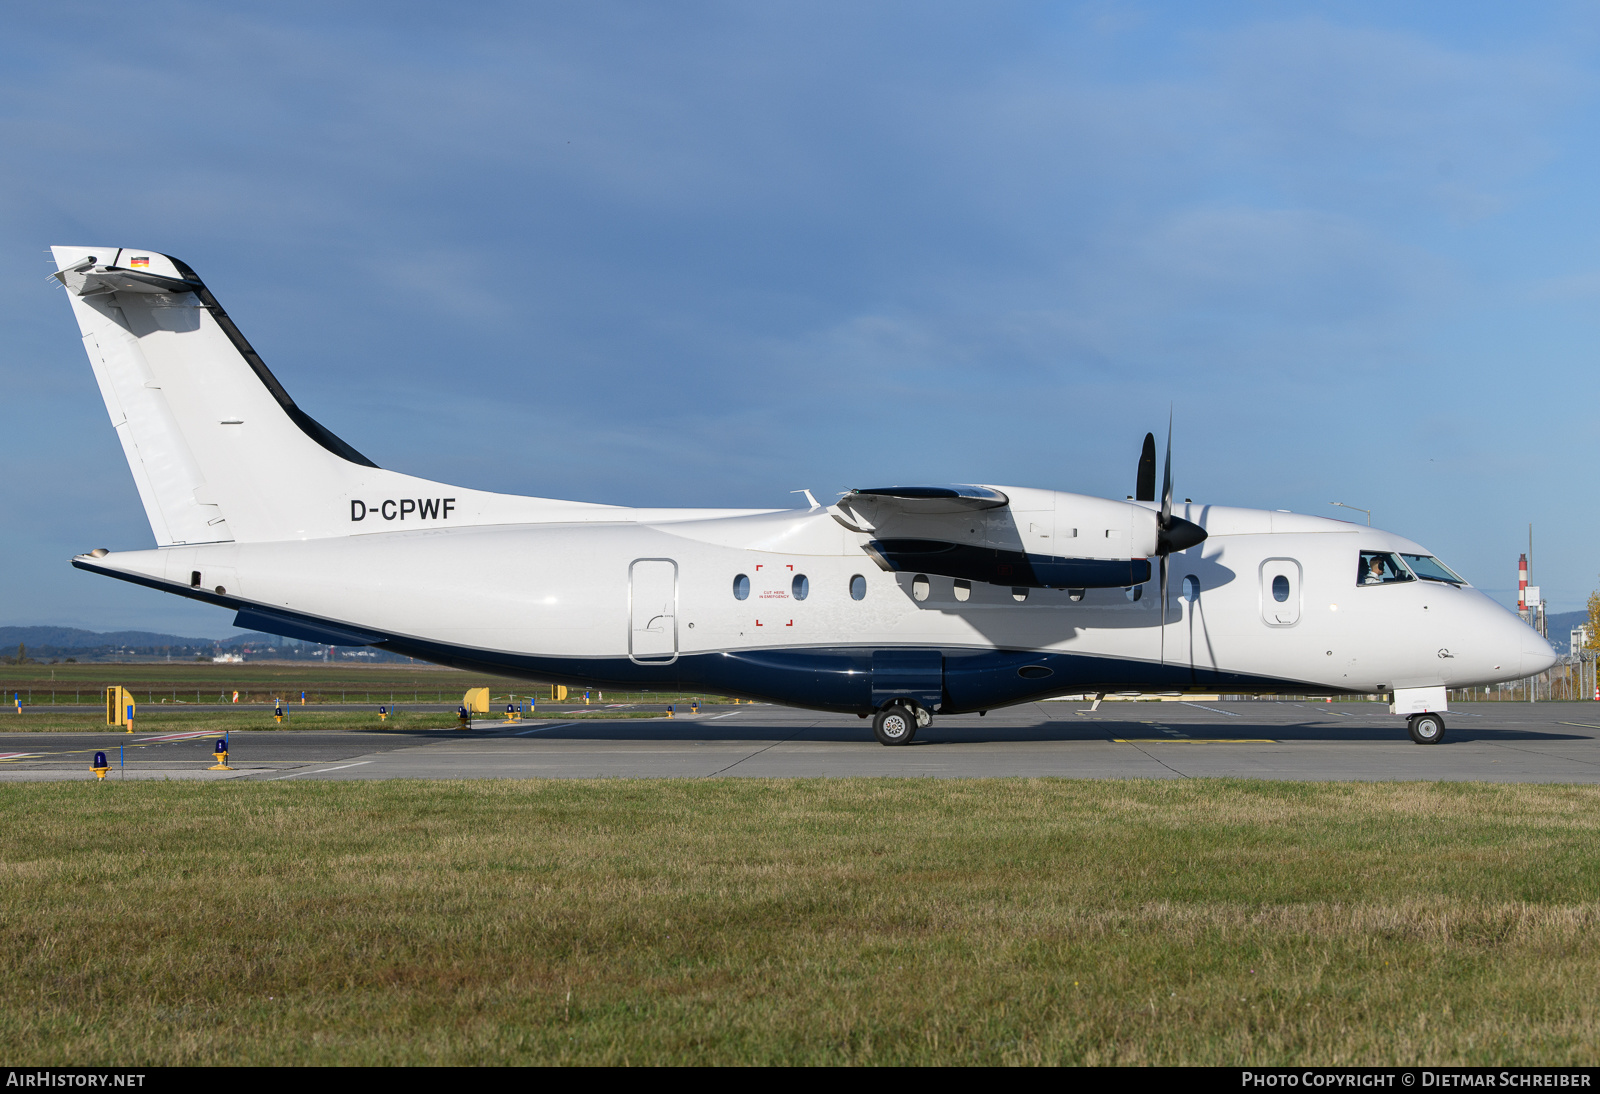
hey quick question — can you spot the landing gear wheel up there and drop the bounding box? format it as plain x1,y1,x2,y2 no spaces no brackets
1408,713,1445,745
873,704,917,746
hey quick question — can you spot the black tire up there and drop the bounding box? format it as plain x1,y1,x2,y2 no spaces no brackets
1408,713,1445,745
873,704,917,746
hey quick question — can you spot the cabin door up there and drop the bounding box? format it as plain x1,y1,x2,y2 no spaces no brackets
629,559,678,664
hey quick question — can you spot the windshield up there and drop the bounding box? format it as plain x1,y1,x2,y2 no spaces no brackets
1357,551,1413,586
1401,554,1466,585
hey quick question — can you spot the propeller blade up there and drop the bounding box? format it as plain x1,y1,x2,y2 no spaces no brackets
1151,410,1207,557
1160,411,1173,528
1159,554,1168,664
1136,433,1156,502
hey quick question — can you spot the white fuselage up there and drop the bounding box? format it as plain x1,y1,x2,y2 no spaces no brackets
83,491,1550,713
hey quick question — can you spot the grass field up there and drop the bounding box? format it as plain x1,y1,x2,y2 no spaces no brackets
1,778,1597,1065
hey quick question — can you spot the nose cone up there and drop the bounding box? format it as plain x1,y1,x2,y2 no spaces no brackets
1522,628,1558,677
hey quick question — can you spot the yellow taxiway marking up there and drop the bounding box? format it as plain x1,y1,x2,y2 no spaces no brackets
1113,738,1278,744
1558,722,1600,730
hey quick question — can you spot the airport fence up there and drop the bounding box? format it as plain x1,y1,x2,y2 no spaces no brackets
1450,659,1584,702
0,686,739,709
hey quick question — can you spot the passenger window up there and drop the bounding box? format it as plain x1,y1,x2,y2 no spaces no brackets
850,574,867,601
1262,558,1301,626
953,579,971,602
792,574,809,600
1125,585,1142,602
1357,552,1413,586
1183,575,1200,602
733,574,750,600
913,575,930,601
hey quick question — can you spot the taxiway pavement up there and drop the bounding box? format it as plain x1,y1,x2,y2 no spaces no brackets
4,700,1600,782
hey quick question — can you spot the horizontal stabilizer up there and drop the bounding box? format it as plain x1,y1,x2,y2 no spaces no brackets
53,259,203,298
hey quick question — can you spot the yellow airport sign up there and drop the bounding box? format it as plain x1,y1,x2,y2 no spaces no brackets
104,686,135,728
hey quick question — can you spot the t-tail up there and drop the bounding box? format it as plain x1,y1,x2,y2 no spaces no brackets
50,246,617,545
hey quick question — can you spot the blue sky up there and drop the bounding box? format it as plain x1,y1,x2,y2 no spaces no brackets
3,2,1598,637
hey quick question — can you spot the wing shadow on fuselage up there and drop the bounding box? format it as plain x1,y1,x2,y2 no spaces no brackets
885,528,1245,705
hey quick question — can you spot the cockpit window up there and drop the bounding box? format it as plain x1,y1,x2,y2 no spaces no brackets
1401,554,1466,585
1357,551,1413,586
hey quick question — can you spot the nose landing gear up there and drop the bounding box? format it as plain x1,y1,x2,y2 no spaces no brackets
1407,712,1445,745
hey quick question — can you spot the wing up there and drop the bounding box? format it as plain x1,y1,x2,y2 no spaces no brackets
832,484,1155,590
833,485,1009,530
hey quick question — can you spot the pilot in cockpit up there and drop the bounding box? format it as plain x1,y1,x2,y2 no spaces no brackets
1359,552,1410,585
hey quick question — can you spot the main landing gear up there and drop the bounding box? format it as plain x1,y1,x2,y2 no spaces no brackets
1407,712,1445,745
873,702,929,746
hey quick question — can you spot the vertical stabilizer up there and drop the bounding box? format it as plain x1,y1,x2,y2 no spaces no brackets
51,246,622,544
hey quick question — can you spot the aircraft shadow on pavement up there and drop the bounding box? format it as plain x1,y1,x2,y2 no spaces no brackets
475,718,1592,746
1042,718,1588,744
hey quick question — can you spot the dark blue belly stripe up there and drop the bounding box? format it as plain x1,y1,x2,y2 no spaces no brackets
74,558,1323,714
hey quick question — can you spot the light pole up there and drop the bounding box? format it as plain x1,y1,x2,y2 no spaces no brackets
1330,502,1371,525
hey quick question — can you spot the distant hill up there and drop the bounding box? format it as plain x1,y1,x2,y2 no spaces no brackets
0,626,264,650
1546,610,1589,654
0,625,416,663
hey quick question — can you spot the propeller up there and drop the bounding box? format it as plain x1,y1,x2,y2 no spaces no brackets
1137,414,1208,663
1159,417,1173,661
